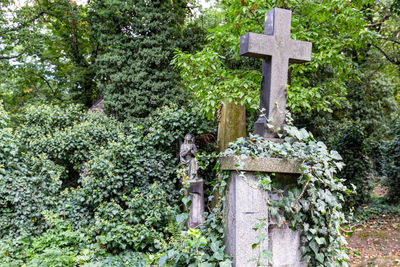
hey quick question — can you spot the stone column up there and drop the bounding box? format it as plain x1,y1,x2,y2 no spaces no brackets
220,157,307,267
217,101,246,152
187,179,205,228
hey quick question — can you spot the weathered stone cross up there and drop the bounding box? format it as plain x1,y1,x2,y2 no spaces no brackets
240,8,312,138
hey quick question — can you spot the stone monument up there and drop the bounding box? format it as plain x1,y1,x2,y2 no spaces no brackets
240,8,311,138
221,8,312,266
180,134,205,228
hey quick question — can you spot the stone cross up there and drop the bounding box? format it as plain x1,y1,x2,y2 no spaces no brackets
240,8,312,138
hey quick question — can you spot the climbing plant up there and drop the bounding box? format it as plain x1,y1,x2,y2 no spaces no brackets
160,114,351,266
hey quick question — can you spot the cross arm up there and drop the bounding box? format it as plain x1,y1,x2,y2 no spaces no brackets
239,32,275,59
288,39,312,64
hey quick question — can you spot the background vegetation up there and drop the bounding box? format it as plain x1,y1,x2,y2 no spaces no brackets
0,0,399,265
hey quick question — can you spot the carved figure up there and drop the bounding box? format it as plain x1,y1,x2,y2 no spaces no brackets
180,133,199,181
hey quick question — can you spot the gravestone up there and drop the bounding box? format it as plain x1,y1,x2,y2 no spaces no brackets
240,8,311,138
222,8,312,267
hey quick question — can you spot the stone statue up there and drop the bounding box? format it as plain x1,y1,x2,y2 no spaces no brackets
180,133,199,181
179,134,204,228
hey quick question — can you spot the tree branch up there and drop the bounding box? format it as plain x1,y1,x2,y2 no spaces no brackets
292,180,310,211
373,44,400,66
364,9,389,29
377,37,400,45
0,51,25,60
3,11,45,33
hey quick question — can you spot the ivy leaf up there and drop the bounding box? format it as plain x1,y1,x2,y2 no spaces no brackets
199,263,214,267
309,240,318,254
219,260,233,267
158,255,167,266
210,241,220,253
330,150,342,160
261,249,273,260
256,233,267,242
315,237,326,245
175,213,187,225
213,251,224,261
316,253,325,263
182,196,191,207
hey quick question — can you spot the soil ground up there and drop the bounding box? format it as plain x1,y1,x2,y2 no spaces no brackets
346,215,400,266
345,185,400,266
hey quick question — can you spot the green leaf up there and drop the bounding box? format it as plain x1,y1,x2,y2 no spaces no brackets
261,249,273,260
210,241,220,253
213,251,224,261
219,259,233,267
316,253,325,263
315,237,326,245
309,240,318,254
175,213,187,225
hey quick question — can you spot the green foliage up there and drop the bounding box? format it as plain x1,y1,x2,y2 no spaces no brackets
173,47,260,119
0,102,9,127
217,120,350,266
384,117,400,202
15,104,124,188
174,0,380,118
0,103,217,264
0,110,63,236
334,126,372,207
0,0,98,110
14,104,85,134
1,212,88,266
353,197,400,222
89,0,200,122
157,177,232,267
88,184,178,253
142,104,217,154
160,117,350,265
0,0,206,113
0,211,148,266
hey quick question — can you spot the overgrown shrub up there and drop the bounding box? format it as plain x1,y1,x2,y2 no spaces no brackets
0,103,216,264
0,108,63,237
384,117,400,202
0,211,148,266
334,126,372,207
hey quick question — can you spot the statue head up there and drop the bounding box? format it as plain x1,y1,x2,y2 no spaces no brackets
184,133,193,144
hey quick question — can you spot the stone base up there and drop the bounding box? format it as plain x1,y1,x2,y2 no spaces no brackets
225,172,269,266
269,225,306,267
187,180,204,228
223,166,306,266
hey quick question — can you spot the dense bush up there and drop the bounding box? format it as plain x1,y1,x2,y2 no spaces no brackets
90,0,202,122
333,126,372,207
0,103,216,265
0,212,148,266
0,105,63,237
384,117,400,202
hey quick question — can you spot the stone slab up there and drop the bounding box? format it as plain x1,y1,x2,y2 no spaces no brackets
269,225,307,267
225,172,306,266
219,156,302,174
225,172,269,266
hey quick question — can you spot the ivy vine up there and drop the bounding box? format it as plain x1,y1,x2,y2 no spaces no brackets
216,120,351,266
160,116,351,266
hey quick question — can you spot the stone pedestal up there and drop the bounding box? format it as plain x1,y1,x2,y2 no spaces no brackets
187,179,205,228
221,156,306,267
